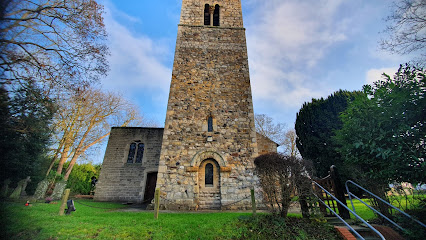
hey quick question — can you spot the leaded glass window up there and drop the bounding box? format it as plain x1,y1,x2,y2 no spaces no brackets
204,4,210,26
135,143,144,163
213,5,220,26
208,116,213,132
127,143,136,163
205,163,214,185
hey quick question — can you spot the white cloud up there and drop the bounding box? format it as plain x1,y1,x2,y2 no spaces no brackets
101,4,172,95
366,67,398,85
246,0,349,110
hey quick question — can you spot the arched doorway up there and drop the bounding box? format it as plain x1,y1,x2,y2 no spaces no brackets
198,158,221,209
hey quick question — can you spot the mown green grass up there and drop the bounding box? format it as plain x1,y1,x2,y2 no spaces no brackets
1,200,251,240
346,195,425,221
1,199,343,240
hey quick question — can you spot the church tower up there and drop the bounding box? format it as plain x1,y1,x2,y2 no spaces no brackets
157,0,258,210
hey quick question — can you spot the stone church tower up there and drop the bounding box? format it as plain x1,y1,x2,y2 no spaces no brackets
156,0,259,210
94,0,277,208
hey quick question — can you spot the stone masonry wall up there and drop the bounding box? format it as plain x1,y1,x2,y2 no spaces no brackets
157,0,258,210
94,127,163,203
256,133,279,155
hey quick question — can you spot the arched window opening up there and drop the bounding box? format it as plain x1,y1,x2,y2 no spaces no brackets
127,143,136,163
205,163,214,185
213,5,220,26
208,116,213,132
135,143,144,163
204,4,210,26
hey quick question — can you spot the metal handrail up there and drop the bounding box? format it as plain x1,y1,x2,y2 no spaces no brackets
346,180,426,230
313,181,385,240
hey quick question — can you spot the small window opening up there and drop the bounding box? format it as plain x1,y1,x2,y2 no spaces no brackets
127,143,136,163
208,116,213,132
135,143,144,163
204,4,210,26
213,5,220,26
205,163,214,185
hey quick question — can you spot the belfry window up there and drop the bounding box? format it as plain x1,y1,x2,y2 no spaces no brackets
213,5,220,26
204,4,210,26
205,163,214,185
127,142,144,163
208,116,213,132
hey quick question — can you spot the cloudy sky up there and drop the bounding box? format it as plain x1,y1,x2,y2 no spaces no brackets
99,0,410,129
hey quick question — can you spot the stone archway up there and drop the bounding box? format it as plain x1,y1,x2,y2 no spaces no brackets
197,158,221,210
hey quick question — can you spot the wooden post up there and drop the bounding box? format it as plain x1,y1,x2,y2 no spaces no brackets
154,188,160,219
251,188,256,216
59,189,70,216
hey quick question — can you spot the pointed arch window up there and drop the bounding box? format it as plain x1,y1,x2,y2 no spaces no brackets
135,143,144,163
127,143,137,163
205,163,214,185
208,116,213,132
204,4,210,26
213,5,220,26
127,142,145,164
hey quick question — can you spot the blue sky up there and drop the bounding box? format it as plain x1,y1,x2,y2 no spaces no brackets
91,0,410,161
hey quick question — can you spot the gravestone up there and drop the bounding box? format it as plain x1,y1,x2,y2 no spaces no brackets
33,179,49,200
1,179,11,198
51,181,67,200
9,177,31,199
20,176,31,196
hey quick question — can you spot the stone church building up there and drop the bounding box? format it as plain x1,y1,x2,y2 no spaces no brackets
94,0,277,210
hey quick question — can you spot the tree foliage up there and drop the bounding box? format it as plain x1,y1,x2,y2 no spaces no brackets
254,113,286,145
295,90,361,178
381,0,426,64
66,162,100,195
254,152,312,217
0,83,55,193
0,0,109,88
48,87,144,180
335,64,425,185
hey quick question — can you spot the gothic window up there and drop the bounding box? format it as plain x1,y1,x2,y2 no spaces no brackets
213,5,220,26
127,143,136,163
204,4,210,26
127,142,144,164
205,163,214,185
135,143,144,163
208,116,213,132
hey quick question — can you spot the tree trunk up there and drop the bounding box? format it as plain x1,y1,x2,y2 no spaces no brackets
56,144,70,175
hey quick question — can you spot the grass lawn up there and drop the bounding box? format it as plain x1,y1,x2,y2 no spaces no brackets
0,199,341,240
346,195,425,221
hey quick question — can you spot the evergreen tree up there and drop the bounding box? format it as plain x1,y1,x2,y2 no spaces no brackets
0,83,55,193
295,90,361,178
335,64,425,185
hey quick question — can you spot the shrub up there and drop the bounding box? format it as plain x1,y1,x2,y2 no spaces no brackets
254,153,312,217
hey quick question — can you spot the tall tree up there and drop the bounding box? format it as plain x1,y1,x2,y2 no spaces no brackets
335,64,425,185
0,0,109,88
254,113,286,145
381,0,426,64
0,82,55,192
48,87,145,180
295,90,361,178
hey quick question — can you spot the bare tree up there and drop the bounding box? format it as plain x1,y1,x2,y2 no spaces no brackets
254,153,312,217
254,113,286,145
0,0,109,89
46,87,145,180
381,0,426,64
282,129,300,157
